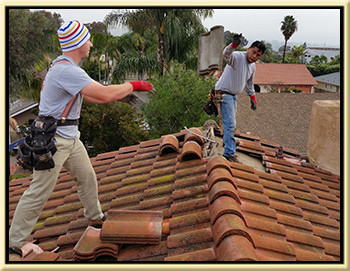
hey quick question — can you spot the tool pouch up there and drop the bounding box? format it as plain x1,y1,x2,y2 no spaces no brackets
17,116,58,170
203,89,218,116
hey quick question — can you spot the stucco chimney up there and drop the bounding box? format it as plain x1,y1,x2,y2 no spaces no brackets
307,100,340,175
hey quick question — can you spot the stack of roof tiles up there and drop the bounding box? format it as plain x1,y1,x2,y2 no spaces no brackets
8,127,342,262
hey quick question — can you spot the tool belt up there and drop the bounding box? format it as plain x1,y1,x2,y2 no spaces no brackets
17,116,58,170
57,119,79,126
219,90,235,96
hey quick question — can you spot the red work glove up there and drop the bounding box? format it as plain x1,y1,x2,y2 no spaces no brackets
250,95,257,110
130,81,154,92
231,33,242,49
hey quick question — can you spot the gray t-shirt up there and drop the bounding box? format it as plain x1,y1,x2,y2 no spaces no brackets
215,45,255,96
39,56,93,138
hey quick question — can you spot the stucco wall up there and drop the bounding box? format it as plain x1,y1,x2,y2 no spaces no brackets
307,100,340,175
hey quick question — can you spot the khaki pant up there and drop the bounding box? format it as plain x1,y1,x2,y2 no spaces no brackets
9,132,103,248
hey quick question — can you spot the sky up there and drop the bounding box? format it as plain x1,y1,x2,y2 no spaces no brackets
32,8,341,50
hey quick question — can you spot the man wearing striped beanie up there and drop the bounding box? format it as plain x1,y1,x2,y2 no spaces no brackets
9,20,154,260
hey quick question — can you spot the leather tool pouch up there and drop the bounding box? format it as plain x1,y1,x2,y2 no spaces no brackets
18,116,58,170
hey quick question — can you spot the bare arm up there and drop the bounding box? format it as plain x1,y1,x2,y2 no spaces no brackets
81,81,133,103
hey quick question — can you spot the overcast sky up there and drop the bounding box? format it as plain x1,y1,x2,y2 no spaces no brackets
32,8,341,50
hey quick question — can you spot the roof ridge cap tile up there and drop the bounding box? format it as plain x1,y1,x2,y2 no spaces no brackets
159,134,180,156
206,156,232,176
184,127,205,146
211,213,256,251
179,140,203,162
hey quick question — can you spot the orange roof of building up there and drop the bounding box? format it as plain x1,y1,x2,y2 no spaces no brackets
254,63,318,86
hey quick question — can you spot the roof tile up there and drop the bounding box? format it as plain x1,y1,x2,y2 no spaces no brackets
209,195,245,226
207,167,237,190
240,201,277,220
170,197,209,216
208,181,240,205
276,213,313,232
159,135,180,156
294,248,334,261
180,141,203,162
164,247,216,261
216,235,258,261
251,233,296,256
285,229,325,249
9,126,341,262
167,228,213,249
212,214,254,248
245,213,286,236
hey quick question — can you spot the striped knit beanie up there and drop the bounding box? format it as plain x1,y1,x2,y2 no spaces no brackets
57,21,90,52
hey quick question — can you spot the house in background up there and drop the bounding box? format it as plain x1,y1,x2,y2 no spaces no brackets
9,99,38,126
254,63,318,93
303,47,340,63
313,72,340,93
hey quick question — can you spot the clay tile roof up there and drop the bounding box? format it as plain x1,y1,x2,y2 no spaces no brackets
8,126,342,263
255,63,318,86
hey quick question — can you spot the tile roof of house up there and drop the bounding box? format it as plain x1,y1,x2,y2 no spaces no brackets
254,63,318,86
8,125,342,263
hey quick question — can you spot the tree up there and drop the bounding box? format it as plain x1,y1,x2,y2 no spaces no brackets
280,15,298,63
79,101,149,157
111,32,160,83
142,62,217,138
259,41,273,63
285,44,305,63
104,9,213,74
8,9,63,101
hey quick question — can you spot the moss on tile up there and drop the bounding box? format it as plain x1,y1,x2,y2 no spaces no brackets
148,174,175,187
44,213,75,227
33,221,45,232
55,202,83,214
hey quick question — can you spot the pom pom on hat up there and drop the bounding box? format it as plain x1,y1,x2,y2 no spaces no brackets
57,21,90,52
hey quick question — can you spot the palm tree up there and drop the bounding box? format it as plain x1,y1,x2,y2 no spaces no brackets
104,9,213,74
280,15,298,63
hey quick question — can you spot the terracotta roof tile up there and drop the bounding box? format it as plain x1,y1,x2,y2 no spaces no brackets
8,127,342,262
216,235,258,261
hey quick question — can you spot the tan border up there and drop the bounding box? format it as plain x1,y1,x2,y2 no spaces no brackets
1,1,348,271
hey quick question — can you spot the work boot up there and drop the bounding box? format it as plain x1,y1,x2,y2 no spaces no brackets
88,214,106,229
9,247,23,261
223,155,241,163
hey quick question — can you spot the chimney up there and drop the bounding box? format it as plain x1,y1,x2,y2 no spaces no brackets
307,100,340,175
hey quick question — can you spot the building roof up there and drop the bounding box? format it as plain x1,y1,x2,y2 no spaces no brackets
254,63,317,86
235,92,341,155
314,72,340,86
8,125,342,263
9,100,38,117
